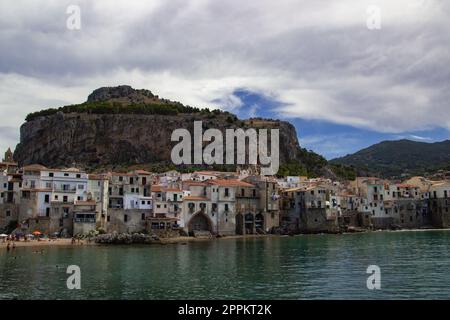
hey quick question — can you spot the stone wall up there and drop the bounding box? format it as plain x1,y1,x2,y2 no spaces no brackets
106,209,149,233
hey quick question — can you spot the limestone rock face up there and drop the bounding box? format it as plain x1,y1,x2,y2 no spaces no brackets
13,86,316,172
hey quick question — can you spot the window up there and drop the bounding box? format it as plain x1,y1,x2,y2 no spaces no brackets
157,204,161,208
241,189,245,197
107,215,110,222
225,204,229,211
46,182,52,188
225,188,229,197
63,196,68,203
131,188,135,193
76,174,81,178
49,172,54,177
6,210,10,217
119,176,123,182
141,201,145,205
147,201,151,205
46,207,50,217
130,177,134,184
253,189,256,197
78,184,84,190
64,173,69,177
141,213,145,220
44,194,50,203
124,214,128,222
30,180,35,188
55,195,59,200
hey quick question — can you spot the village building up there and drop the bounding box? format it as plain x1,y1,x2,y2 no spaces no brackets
429,181,450,228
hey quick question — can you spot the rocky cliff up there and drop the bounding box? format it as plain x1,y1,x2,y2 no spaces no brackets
14,86,327,175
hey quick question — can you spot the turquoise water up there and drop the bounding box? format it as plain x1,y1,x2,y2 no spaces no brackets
1,230,449,299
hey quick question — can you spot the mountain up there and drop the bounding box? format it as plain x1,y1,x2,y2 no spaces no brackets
331,139,450,178
14,85,330,177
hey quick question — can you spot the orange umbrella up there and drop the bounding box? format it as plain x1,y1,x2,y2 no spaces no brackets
32,231,42,235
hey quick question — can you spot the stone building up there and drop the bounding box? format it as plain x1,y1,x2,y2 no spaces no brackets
429,181,450,228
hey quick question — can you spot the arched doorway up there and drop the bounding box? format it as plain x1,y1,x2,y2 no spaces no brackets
255,213,264,232
235,213,244,235
188,212,212,235
245,213,254,234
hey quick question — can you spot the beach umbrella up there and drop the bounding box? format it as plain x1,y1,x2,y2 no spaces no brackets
32,231,42,236
0,234,8,237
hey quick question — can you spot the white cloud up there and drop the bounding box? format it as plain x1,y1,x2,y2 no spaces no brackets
0,0,450,154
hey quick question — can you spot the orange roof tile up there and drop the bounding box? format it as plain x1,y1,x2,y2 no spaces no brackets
182,180,208,186
134,170,152,175
151,185,164,192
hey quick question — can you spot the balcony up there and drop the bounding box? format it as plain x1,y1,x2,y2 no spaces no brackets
74,218,96,223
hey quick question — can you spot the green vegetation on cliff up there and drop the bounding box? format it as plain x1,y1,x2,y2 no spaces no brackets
25,101,230,122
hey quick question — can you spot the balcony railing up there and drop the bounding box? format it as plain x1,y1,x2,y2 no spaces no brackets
74,218,96,223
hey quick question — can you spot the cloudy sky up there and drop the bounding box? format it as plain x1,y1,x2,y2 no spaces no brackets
1,0,449,159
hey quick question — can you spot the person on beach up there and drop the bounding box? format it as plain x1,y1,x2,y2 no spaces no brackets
6,242,10,252
12,242,16,250
71,237,76,245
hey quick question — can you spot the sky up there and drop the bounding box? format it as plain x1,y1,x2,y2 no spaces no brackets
0,0,449,159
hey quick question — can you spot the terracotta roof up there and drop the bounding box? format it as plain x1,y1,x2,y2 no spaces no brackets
431,181,450,188
165,188,182,192
207,179,254,187
134,170,152,175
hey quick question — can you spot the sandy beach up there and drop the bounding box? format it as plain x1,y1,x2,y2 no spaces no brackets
0,234,274,249
0,238,97,249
